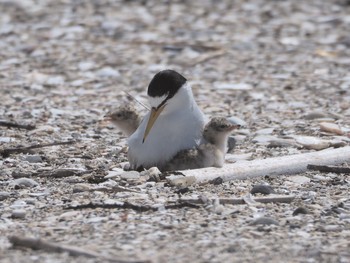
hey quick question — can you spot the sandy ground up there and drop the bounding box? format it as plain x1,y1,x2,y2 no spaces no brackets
1,0,350,262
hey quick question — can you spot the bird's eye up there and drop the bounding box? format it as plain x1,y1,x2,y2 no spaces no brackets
220,124,227,129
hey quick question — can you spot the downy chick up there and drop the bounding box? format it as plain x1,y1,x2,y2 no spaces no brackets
163,117,239,171
105,105,141,137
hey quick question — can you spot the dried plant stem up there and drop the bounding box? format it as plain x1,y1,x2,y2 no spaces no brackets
0,140,76,157
8,236,149,263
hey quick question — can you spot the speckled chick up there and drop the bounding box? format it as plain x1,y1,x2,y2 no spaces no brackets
105,105,141,137
163,117,238,171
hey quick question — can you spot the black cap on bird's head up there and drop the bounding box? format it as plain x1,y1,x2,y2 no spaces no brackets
148,70,187,101
143,70,188,143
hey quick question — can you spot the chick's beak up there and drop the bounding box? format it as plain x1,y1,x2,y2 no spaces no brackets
142,104,166,143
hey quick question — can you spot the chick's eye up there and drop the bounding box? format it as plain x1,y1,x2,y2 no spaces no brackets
220,125,227,129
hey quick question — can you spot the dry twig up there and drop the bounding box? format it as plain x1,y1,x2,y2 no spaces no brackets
187,49,227,66
8,236,149,263
180,195,295,205
66,201,200,212
0,120,35,130
0,140,76,157
307,164,350,174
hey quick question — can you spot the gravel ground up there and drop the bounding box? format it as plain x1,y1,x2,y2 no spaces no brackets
1,0,350,262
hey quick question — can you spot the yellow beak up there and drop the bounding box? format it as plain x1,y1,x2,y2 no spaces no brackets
142,105,166,143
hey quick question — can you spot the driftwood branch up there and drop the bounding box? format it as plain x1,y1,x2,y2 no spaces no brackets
178,146,350,184
66,195,293,212
0,140,76,157
8,236,149,263
307,164,350,174
66,201,200,212
180,195,295,205
0,120,35,130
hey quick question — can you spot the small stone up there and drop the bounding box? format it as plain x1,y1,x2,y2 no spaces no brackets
209,177,223,185
293,207,309,216
287,175,311,185
11,209,26,219
73,184,92,193
46,75,65,86
96,67,120,78
12,170,32,178
227,117,246,127
250,217,279,226
251,185,275,195
105,169,124,179
167,175,196,187
146,167,162,178
0,192,11,201
78,61,95,71
225,153,253,162
9,178,39,188
304,111,329,120
252,135,277,144
24,155,43,163
294,136,330,150
120,171,140,180
227,136,236,152
267,139,298,148
214,82,252,90
256,128,275,135
319,122,344,135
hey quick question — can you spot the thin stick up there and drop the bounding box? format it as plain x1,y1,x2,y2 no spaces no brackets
0,140,76,157
178,146,350,184
307,164,350,174
187,50,227,66
180,195,295,205
123,91,150,110
128,40,223,51
0,120,35,130
8,236,148,263
66,201,200,212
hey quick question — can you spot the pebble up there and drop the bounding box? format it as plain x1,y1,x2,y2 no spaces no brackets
255,128,275,135
120,171,140,180
0,137,14,143
11,209,26,219
167,175,196,187
252,135,277,144
251,184,275,195
59,211,83,221
293,135,330,150
9,178,39,188
267,139,298,148
293,207,309,216
319,122,344,135
287,175,311,185
0,192,11,201
73,184,92,193
105,169,124,179
250,217,279,226
225,153,252,162
96,67,120,78
12,170,32,178
24,155,43,163
227,116,246,127
227,137,236,152
214,82,252,90
304,111,330,120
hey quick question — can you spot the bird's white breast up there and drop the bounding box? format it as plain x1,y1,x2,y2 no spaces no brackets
127,84,206,170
